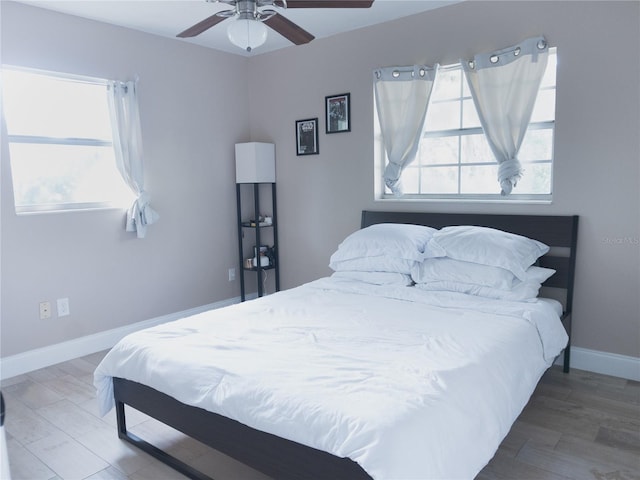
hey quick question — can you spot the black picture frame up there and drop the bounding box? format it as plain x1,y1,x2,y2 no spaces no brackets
325,93,350,134
295,118,319,156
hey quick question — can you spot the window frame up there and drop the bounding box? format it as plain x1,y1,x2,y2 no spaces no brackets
2,65,130,214
375,48,557,203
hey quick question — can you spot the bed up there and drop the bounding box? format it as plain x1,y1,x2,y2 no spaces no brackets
94,210,579,480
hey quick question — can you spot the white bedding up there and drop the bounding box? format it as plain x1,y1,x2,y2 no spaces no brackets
94,278,568,480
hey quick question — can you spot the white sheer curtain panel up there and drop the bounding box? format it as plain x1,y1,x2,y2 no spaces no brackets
107,79,159,238
374,65,437,196
462,36,549,195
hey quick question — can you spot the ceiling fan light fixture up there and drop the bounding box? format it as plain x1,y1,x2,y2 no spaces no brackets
227,18,268,52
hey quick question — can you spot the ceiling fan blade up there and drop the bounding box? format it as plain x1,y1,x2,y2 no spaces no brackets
282,0,373,7
264,13,315,45
177,14,227,38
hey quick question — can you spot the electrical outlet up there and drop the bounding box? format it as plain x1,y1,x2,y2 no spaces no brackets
57,298,70,317
39,301,51,320
228,268,236,282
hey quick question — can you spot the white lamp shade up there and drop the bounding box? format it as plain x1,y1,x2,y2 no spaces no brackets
227,19,268,52
235,142,275,183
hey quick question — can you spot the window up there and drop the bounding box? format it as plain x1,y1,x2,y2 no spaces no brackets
376,49,557,201
2,67,133,213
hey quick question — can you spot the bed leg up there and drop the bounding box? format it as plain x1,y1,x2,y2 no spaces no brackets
114,400,213,480
116,400,127,438
560,312,572,374
563,345,571,373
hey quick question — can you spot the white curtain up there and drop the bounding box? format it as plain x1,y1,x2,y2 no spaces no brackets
374,65,437,196
107,79,159,238
462,36,549,195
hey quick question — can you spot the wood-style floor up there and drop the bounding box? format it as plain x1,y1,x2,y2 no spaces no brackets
1,351,639,480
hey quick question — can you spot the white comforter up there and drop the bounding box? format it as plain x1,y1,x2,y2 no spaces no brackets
94,278,567,480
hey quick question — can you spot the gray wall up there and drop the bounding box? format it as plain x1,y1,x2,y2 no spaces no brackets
247,1,640,358
1,2,250,356
1,1,638,362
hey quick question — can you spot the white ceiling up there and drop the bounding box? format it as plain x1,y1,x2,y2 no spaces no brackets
15,0,460,56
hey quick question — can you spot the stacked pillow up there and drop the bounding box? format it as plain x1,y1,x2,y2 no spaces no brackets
329,223,554,300
331,270,414,286
413,225,554,301
329,223,437,285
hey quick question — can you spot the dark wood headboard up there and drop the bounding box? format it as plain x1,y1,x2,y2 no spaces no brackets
361,211,579,371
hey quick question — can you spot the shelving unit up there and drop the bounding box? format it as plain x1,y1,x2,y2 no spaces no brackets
236,182,279,301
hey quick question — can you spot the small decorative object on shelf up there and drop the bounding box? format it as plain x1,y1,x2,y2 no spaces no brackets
244,215,274,227
235,142,280,301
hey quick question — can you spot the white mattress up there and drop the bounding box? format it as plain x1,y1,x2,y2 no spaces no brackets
94,278,567,480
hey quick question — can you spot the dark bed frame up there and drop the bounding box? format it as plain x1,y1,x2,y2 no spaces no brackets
113,210,579,480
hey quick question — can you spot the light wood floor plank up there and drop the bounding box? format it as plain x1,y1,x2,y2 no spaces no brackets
478,449,575,480
24,430,110,479
595,425,640,454
555,434,640,474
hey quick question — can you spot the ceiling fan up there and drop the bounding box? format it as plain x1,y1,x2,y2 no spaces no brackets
177,0,374,52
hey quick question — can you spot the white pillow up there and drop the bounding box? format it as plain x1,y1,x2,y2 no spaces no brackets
330,256,417,275
415,280,543,302
411,258,516,289
524,266,556,284
329,223,438,272
427,226,549,281
331,271,413,286
411,259,555,289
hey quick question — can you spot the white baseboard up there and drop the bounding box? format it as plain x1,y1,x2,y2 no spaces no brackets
0,296,243,380
2,299,638,382
556,346,640,382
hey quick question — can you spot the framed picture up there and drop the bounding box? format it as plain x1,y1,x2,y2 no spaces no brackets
295,118,319,156
325,93,350,134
